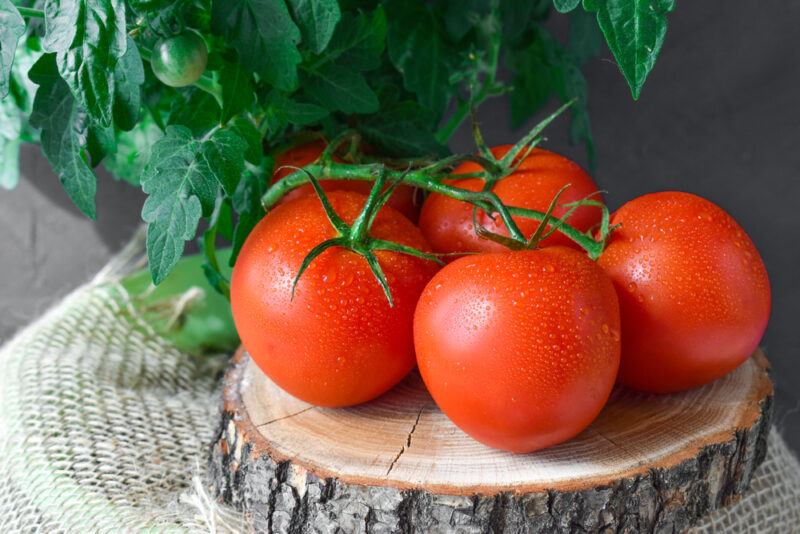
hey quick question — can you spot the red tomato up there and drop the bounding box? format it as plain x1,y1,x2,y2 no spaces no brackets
418,145,602,258
414,247,620,453
598,191,771,393
231,191,439,407
271,139,420,221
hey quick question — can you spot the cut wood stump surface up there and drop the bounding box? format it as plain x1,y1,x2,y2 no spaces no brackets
209,349,773,533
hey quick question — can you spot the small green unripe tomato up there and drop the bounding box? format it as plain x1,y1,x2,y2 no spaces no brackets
151,31,208,88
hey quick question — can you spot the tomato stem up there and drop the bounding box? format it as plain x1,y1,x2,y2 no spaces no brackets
264,103,612,265
15,6,44,18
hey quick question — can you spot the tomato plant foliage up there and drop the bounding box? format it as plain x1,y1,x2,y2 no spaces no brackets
1,0,676,284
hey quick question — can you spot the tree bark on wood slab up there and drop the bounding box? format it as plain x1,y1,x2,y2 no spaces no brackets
209,349,773,533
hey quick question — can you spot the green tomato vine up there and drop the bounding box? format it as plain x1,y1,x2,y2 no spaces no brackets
0,0,676,289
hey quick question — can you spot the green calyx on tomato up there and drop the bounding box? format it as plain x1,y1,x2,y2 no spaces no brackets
231,190,440,407
286,165,442,306
151,31,208,88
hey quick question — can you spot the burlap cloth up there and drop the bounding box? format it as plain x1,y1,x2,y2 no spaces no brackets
1,242,798,533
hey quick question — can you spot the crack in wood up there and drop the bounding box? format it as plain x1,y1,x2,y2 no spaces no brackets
594,428,646,467
386,408,424,477
256,406,315,427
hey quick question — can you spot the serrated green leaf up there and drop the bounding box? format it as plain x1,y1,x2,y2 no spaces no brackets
384,0,456,119
263,90,328,135
359,101,446,157
29,53,97,218
228,115,263,165
169,89,221,136
0,0,25,98
141,125,223,283
568,7,604,64
583,0,675,99
553,0,580,13
323,7,386,71
281,98,328,125
286,0,341,54
555,59,595,166
304,63,378,114
113,36,144,131
211,0,301,91
44,0,127,126
86,119,116,166
509,30,559,129
509,27,596,165
219,61,254,124
201,128,246,195
103,114,163,185
230,168,265,265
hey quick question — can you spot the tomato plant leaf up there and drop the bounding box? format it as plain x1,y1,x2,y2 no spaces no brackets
230,167,265,265
211,0,302,91
384,0,457,119
228,115,263,165
359,101,445,157
323,7,386,71
113,36,144,131
510,30,560,129
304,63,378,114
583,0,675,99
169,89,221,136
0,0,25,98
86,118,116,166
568,7,604,65
29,54,97,219
43,0,127,126
263,90,328,136
286,0,341,55
555,59,595,166
141,125,225,283
219,61,254,124
509,27,596,166
553,0,581,13
201,128,247,195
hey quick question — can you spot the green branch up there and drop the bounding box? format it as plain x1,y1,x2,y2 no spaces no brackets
15,6,44,18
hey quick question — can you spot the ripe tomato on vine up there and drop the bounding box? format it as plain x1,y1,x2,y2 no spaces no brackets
598,192,771,393
419,145,602,259
231,191,439,407
414,246,621,453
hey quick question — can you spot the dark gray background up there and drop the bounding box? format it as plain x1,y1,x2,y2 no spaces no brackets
1,3,798,450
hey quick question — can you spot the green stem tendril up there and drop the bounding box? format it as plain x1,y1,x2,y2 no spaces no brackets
289,167,441,306
16,6,44,18
264,103,612,264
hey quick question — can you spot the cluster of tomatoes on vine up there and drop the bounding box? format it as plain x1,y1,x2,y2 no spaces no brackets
230,115,770,453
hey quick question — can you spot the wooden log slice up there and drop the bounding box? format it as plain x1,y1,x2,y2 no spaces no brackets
209,349,773,533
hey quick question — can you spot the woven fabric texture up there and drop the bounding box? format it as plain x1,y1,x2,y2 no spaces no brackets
0,257,798,533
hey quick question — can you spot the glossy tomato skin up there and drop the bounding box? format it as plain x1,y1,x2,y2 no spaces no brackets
418,145,601,259
151,32,208,88
271,139,419,222
598,191,771,393
414,247,620,453
231,192,439,407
